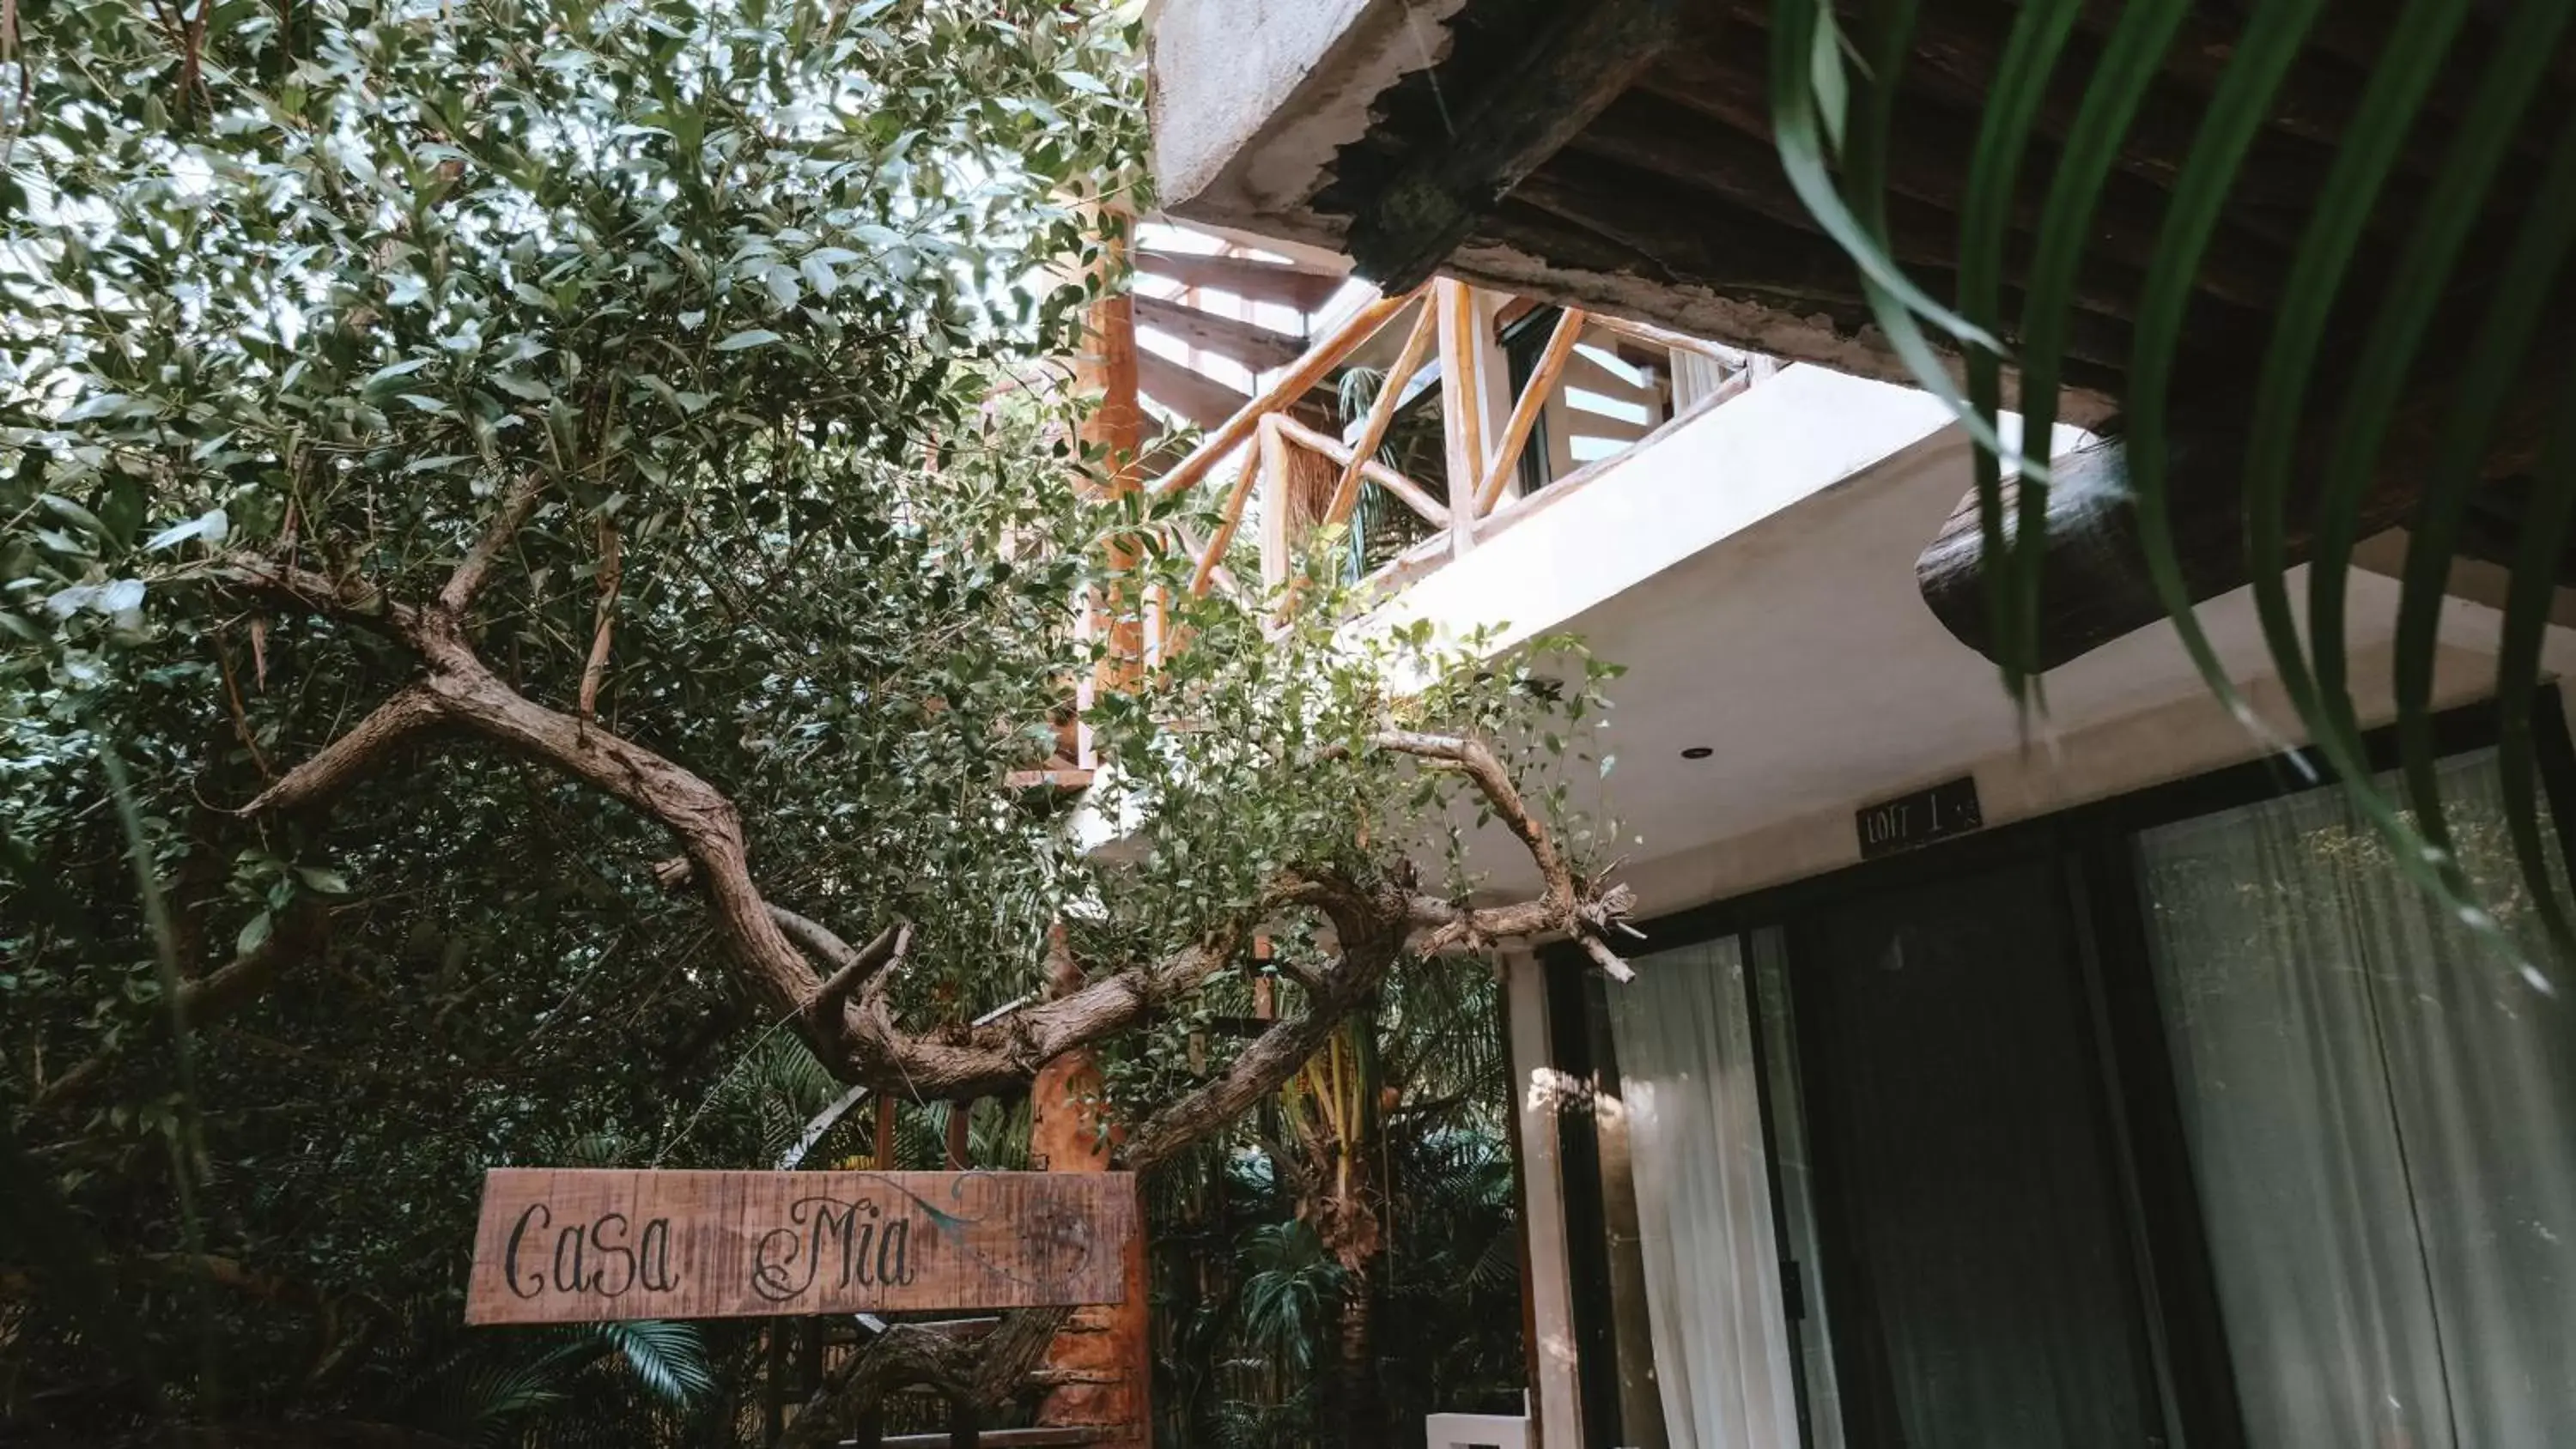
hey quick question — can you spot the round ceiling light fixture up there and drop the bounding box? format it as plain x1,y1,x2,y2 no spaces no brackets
1680,746,1715,761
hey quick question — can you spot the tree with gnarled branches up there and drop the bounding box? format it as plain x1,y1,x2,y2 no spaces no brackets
0,0,1631,1437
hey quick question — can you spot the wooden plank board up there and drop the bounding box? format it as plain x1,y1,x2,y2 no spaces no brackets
1134,249,1345,313
1562,409,1649,444
465,1169,1135,1325
1134,293,1306,373
1137,349,1251,431
1563,349,1656,403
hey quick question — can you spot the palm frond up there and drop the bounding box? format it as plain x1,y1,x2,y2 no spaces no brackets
1770,0,2576,970
455,1352,578,1447
581,1319,718,1407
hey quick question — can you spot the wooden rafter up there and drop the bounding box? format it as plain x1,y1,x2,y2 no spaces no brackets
1340,0,1693,290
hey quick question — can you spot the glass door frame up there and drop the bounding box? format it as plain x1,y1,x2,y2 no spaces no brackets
1542,690,2576,1448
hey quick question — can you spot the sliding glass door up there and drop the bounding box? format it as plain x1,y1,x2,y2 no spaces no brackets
1783,858,2167,1449
1601,935,1803,1449
1557,720,2576,1449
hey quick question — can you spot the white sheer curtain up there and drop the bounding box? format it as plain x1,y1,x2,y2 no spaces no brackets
1669,349,1732,413
2136,749,2576,1448
1604,937,1801,1449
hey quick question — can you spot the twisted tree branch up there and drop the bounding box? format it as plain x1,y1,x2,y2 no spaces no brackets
1373,730,1634,978
206,488,1638,1422
794,919,907,1048
237,685,445,816
437,473,545,616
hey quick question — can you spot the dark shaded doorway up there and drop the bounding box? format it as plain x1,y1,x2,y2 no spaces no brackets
1782,856,2166,1448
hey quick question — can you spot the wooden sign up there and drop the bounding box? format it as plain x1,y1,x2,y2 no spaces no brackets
1856,775,1984,859
465,1168,1134,1325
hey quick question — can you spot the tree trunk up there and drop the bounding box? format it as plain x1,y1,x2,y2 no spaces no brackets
1308,1005,1387,1448
1331,1244,1383,1449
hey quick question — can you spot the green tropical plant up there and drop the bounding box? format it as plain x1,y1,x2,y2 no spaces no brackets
1236,1219,1346,1380
1769,0,2576,973
1146,953,1527,1449
1,0,1631,1435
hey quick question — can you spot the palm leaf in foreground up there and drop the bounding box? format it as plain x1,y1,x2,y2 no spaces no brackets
1769,0,2576,973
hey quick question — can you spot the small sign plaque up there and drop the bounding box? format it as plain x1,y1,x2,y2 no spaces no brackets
465,1168,1133,1325
1855,776,1984,859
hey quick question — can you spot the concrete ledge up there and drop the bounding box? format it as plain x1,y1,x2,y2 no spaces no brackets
1150,0,1470,249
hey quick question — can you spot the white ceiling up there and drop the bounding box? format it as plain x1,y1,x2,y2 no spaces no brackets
1418,419,2569,901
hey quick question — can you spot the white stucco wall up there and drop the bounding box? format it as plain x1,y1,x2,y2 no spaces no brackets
1360,364,1957,664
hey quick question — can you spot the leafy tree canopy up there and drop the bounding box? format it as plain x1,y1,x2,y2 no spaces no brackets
0,0,1626,1437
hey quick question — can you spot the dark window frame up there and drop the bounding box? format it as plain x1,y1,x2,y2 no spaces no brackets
1541,690,2576,1446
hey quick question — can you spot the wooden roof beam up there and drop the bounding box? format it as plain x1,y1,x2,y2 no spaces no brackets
1343,0,1700,292
1563,88,2187,328
1507,158,2137,390
1637,35,2288,312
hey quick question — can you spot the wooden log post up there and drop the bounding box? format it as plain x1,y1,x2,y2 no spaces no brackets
1030,925,1151,1449
1436,280,1491,557
1077,203,1147,694
1024,200,1155,1449
1258,414,1295,597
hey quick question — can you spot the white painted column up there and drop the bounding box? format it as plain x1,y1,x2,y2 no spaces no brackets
1503,948,1583,1449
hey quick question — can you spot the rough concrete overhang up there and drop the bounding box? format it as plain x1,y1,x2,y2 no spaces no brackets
1148,0,1472,260
1146,0,1944,399
1145,0,2572,670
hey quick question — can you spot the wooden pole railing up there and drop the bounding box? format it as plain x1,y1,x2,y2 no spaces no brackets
1474,307,1586,514
1321,305,1438,531
1149,286,1428,504
1147,277,1773,642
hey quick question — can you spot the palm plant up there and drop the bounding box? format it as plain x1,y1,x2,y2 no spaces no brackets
1770,0,2576,972
1236,1219,1348,1383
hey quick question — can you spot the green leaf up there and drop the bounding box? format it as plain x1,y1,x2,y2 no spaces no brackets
489,373,553,401
361,357,433,397
713,329,781,351
144,509,230,552
2118,0,2326,767
39,494,112,540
